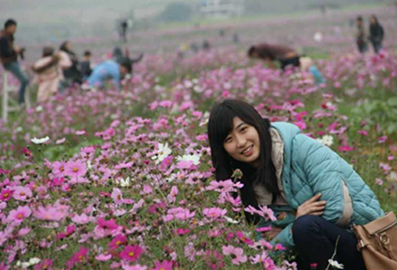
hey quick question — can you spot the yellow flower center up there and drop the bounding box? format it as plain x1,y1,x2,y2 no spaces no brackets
60,166,64,172
3,193,9,198
129,252,134,257
73,168,78,172
78,255,84,260
116,240,121,246
17,213,23,219
20,192,25,196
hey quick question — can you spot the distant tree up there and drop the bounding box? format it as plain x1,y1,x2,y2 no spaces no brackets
159,3,192,22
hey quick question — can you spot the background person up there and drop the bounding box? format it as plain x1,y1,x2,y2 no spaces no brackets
31,46,72,103
369,15,385,54
355,16,368,54
248,43,300,70
59,41,82,88
80,50,93,80
86,58,132,90
0,19,29,105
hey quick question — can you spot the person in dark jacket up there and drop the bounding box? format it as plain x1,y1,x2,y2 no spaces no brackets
0,19,29,104
355,16,368,54
248,43,300,70
59,41,82,86
80,50,92,80
369,15,384,54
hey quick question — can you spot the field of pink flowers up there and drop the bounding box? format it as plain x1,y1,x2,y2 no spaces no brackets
0,47,397,269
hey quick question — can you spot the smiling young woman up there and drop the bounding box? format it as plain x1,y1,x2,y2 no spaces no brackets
207,99,384,270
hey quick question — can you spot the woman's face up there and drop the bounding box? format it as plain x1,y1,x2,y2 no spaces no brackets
223,117,261,167
370,17,376,24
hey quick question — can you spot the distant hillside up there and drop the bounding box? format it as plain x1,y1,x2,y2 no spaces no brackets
1,0,393,44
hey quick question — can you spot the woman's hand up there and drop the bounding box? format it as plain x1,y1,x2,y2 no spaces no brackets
262,227,283,241
296,194,326,218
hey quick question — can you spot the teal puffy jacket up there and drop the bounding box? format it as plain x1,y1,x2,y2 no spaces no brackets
258,122,384,251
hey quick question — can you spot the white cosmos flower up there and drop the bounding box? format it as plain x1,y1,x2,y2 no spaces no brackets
151,143,172,164
317,135,333,147
328,259,344,269
119,177,131,187
28,258,41,265
31,136,50,144
224,216,239,224
177,154,201,166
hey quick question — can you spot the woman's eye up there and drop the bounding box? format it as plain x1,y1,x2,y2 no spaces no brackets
241,127,247,132
225,137,232,143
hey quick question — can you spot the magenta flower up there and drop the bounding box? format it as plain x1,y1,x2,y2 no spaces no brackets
12,186,32,201
222,245,247,265
151,260,173,270
203,207,227,219
0,188,13,201
7,206,32,224
119,245,143,262
66,247,89,268
97,217,119,230
108,234,127,250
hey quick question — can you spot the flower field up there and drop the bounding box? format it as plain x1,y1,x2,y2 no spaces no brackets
1,9,397,267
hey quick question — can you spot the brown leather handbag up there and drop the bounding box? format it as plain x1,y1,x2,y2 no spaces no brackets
352,212,397,270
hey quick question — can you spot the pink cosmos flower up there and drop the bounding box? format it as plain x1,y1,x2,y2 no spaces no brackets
338,145,354,152
52,161,67,177
71,213,94,224
95,253,112,261
167,186,178,203
163,207,195,221
375,178,384,186
12,186,32,201
378,136,388,143
7,206,32,224
204,250,225,270
222,245,247,265
34,205,69,221
151,260,173,270
203,207,227,219
0,188,13,201
111,188,124,205
122,264,147,270
64,160,87,180
34,259,53,270
119,245,143,262
244,205,276,221
184,242,196,261
357,130,368,136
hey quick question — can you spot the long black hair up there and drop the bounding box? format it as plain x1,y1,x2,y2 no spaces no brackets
207,99,279,224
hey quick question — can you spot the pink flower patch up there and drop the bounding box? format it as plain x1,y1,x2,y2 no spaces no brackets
7,205,32,224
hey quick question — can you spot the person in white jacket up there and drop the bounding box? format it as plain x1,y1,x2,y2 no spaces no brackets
31,47,71,103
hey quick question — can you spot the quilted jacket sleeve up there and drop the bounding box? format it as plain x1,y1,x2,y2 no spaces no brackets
293,134,345,224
